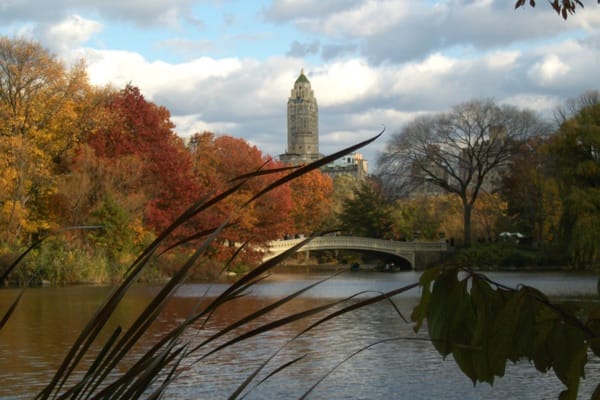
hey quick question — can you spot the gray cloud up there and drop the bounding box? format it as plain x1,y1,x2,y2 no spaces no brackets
263,0,363,22
360,1,570,64
0,0,197,27
321,43,357,60
264,0,585,64
286,39,320,57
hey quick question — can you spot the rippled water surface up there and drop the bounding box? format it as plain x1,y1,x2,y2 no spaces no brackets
1,271,598,399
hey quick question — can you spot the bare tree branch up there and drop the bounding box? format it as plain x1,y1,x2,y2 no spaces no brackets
377,99,549,246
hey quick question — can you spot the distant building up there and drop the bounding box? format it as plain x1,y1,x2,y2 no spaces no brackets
321,152,368,179
279,69,322,165
279,69,367,179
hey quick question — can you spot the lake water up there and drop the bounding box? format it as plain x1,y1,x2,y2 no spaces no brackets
1,270,599,399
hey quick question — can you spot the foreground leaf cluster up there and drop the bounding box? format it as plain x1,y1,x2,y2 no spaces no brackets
412,265,600,400
515,0,585,19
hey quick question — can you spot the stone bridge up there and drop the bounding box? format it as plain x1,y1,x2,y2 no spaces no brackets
264,236,449,270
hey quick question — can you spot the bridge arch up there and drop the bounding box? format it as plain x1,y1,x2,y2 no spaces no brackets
265,236,448,270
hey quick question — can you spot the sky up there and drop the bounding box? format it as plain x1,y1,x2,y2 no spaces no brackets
1,0,599,170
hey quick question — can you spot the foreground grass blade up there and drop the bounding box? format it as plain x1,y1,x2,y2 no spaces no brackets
225,282,419,399
0,225,103,283
29,133,384,399
77,219,231,399
232,354,308,400
0,289,24,331
189,272,344,355
299,336,404,400
297,283,419,337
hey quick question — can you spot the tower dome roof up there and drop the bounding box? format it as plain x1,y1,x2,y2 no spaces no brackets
295,69,309,84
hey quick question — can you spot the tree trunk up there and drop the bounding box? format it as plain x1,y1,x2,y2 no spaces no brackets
463,200,473,247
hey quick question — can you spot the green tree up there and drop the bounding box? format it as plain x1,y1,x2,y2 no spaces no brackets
389,196,444,241
338,178,393,238
91,194,135,268
549,101,600,268
500,136,562,245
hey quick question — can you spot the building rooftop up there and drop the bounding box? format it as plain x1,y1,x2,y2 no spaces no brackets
295,69,309,84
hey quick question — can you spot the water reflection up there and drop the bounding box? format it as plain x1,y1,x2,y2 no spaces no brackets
0,271,598,399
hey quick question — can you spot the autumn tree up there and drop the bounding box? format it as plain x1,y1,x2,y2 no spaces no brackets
85,84,198,235
189,132,293,263
0,36,91,247
378,99,550,247
288,169,334,235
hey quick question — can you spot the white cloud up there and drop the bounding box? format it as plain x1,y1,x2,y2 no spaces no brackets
312,0,409,37
39,15,102,54
311,59,379,106
80,48,243,97
484,50,520,70
171,114,239,137
501,93,560,116
528,54,570,86
390,53,458,96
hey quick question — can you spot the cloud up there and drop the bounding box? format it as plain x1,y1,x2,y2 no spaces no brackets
0,0,196,27
265,0,589,64
263,0,363,22
321,43,358,60
77,29,598,163
156,38,214,58
528,54,570,87
34,15,102,54
2,0,599,169
286,39,320,57
310,59,379,107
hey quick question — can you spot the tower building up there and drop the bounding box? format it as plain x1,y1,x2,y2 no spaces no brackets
280,69,322,165
279,69,368,178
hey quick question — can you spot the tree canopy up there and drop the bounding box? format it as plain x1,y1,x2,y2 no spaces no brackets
549,100,600,268
338,178,393,239
0,37,90,246
377,99,549,247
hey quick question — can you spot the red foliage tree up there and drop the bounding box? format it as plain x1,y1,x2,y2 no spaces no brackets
86,84,199,234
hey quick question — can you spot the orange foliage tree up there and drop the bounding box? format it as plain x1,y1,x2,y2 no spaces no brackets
189,132,293,264
288,169,335,235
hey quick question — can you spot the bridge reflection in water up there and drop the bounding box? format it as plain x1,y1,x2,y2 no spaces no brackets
264,236,449,270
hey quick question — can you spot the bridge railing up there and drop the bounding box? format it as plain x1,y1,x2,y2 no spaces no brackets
266,236,448,253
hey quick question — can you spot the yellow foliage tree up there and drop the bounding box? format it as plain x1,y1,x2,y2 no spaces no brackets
0,37,91,245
